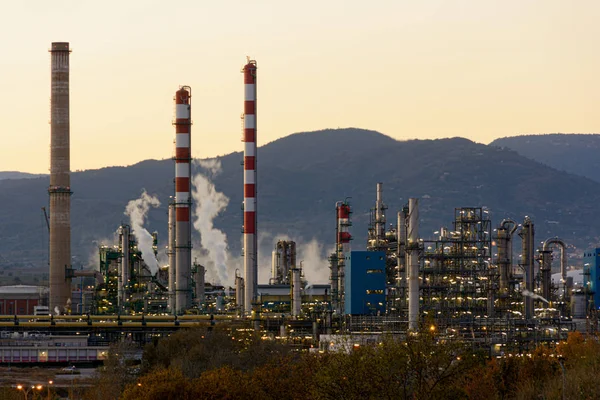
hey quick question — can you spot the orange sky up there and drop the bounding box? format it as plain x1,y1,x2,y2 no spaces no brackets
1,0,598,173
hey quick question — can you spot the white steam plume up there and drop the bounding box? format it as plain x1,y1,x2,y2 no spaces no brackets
522,289,549,304
299,239,332,285
192,159,230,286
125,190,160,275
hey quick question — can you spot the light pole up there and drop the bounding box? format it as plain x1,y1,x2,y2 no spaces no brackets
47,380,53,400
558,356,566,400
16,384,42,400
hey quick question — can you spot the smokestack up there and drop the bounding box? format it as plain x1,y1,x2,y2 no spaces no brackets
174,87,192,313
242,59,257,314
407,198,419,331
336,201,352,314
167,203,176,313
48,42,72,313
375,182,385,245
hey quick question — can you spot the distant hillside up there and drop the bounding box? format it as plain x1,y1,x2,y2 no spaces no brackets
1,128,600,275
490,134,600,182
0,172,45,180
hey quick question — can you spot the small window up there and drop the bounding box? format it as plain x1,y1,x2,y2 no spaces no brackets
380,256,384,260
366,289,384,295
366,256,371,260
367,269,383,274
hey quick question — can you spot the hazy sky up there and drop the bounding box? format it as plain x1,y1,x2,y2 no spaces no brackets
1,1,598,173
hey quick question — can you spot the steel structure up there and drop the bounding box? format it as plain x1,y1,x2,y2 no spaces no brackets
174,87,192,313
48,42,73,314
242,59,258,313
270,241,297,285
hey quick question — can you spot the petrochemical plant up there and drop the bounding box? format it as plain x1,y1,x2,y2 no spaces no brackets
1,42,599,366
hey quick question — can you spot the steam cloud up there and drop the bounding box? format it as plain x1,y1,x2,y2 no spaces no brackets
192,159,230,286
522,289,549,304
125,190,160,275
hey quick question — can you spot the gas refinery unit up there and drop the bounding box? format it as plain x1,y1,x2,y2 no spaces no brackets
3,42,600,359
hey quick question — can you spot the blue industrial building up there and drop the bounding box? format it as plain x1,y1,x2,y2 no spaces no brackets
583,248,600,308
344,251,386,315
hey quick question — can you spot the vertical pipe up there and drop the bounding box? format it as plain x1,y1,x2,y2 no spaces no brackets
408,198,420,331
167,204,176,313
242,60,258,313
398,210,407,286
329,254,338,313
49,42,72,314
174,87,192,313
195,264,205,305
337,202,352,314
121,225,129,306
521,217,535,319
375,183,384,244
291,267,301,317
497,226,510,293
271,249,278,284
235,274,245,310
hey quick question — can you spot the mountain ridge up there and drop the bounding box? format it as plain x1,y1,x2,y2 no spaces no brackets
1,129,598,275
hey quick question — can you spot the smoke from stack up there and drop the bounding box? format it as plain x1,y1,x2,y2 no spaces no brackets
124,190,160,275
191,159,230,286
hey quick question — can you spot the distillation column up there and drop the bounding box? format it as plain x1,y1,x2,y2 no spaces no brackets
194,263,205,305
541,237,568,303
397,210,407,307
407,198,420,331
167,204,176,313
174,87,192,313
49,42,72,313
242,59,258,314
520,217,535,319
291,267,302,317
375,182,385,246
119,225,130,308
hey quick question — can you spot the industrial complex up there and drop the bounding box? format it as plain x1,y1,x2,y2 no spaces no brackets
1,42,599,366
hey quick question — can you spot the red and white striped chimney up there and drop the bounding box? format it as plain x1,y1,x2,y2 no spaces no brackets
174,86,192,313
242,59,257,313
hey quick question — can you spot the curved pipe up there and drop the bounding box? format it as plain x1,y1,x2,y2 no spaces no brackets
542,237,567,282
501,219,518,236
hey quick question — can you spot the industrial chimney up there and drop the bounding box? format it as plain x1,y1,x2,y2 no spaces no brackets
174,87,192,313
48,42,72,313
242,59,257,314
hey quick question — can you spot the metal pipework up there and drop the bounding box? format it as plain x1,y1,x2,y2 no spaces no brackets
519,217,535,319
167,203,176,314
48,42,72,314
496,219,517,293
194,264,205,305
397,210,407,286
291,267,302,317
407,198,420,331
541,237,568,301
120,225,130,307
329,253,339,314
375,182,385,244
235,271,244,311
